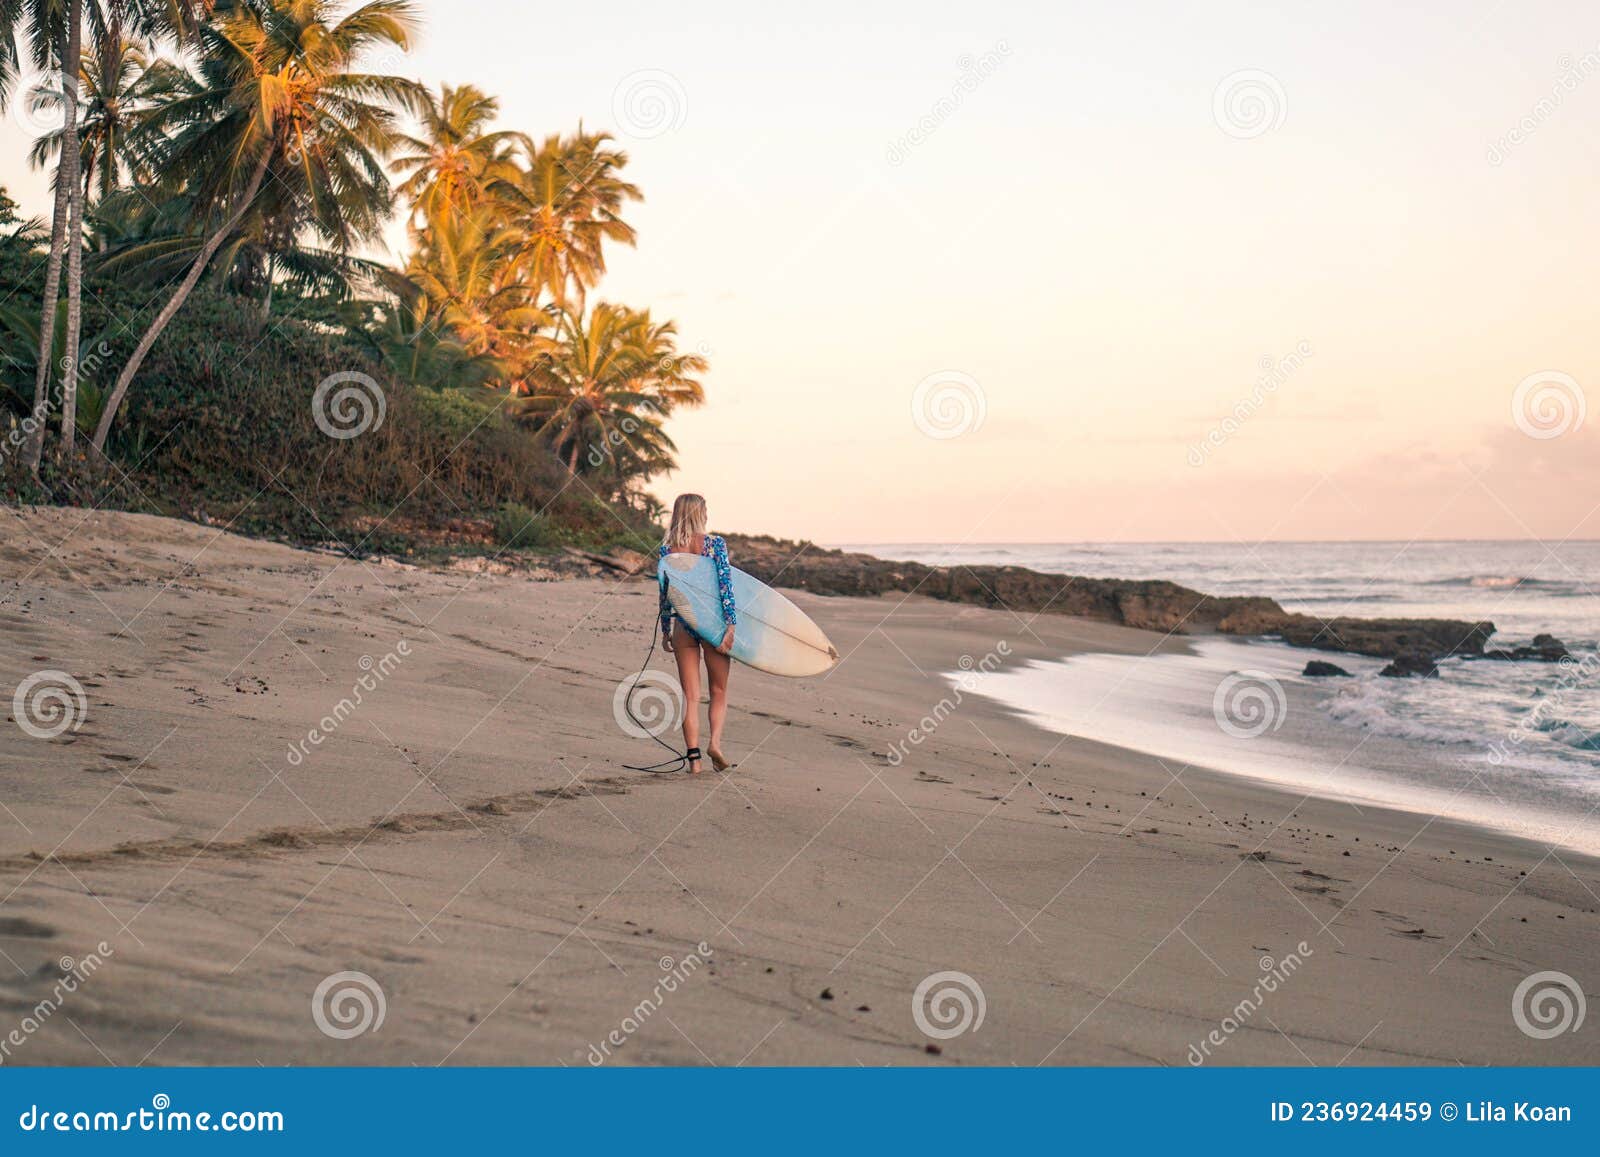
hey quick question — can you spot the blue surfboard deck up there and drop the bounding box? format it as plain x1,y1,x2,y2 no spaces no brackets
659,554,838,677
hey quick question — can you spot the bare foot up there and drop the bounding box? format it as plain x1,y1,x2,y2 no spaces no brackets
708,746,731,772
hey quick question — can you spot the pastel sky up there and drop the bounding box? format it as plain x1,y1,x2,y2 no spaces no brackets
3,1,1597,543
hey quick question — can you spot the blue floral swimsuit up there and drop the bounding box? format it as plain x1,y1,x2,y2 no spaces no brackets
658,534,737,641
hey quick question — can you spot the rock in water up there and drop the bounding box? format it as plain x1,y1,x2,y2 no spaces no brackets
1302,660,1351,678
1379,652,1439,678
1479,634,1570,662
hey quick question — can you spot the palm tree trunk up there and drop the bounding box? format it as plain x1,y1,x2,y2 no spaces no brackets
257,254,275,327
93,146,273,453
21,31,77,476
60,0,85,457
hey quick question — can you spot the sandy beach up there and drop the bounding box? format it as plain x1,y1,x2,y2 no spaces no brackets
1,507,1596,1067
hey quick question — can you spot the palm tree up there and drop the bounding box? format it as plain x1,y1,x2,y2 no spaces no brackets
494,130,639,313
3,0,79,471
28,31,175,203
92,0,424,451
343,293,504,390
0,297,114,438
54,0,88,456
515,302,705,482
391,82,526,236
6,0,203,469
405,204,544,370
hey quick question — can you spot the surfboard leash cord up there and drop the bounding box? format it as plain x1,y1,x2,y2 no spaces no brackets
622,614,692,773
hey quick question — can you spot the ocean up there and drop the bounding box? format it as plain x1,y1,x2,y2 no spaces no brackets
845,542,1600,854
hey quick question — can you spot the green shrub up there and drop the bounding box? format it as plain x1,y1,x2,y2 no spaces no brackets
0,255,663,555
494,502,554,549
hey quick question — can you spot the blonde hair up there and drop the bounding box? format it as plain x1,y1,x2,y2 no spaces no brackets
665,493,708,551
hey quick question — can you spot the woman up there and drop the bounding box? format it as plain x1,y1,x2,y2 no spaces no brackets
658,494,735,774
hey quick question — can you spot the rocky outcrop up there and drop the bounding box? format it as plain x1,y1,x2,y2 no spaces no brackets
722,535,1501,664
1478,634,1570,662
1380,652,1440,678
1210,606,1494,659
1302,661,1352,677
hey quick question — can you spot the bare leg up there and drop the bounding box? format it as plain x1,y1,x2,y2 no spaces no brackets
704,644,732,769
670,623,704,772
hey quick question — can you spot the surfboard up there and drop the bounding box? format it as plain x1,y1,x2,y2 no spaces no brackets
658,553,839,677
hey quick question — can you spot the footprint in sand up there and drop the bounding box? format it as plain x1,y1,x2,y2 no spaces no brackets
0,916,56,938
748,710,796,726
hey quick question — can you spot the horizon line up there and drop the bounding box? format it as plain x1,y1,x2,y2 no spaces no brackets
822,538,1600,548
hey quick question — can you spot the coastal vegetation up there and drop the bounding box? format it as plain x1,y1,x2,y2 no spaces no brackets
1,0,701,554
